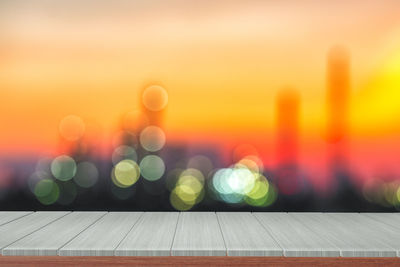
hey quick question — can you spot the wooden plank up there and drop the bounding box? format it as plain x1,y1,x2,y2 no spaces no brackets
290,213,396,257
217,212,282,256
0,212,69,254
59,212,143,256
2,212,106,256
254,212,339,257
171,212,226,256
363,213,400,231
0,212,32,226
334,213,400,256
115,212,179,256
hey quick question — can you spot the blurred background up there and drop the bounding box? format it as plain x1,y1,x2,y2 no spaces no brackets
0,0,400,211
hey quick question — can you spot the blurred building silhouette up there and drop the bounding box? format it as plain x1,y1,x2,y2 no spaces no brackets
325,46,364,209
276,88,300,167
326,46,350,166
275,88,304,196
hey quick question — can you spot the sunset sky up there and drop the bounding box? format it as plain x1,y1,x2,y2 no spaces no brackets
1,0,400,186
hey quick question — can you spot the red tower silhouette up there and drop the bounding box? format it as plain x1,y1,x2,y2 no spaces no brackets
275,88,302,195
326,46,350,167
276,88,300,166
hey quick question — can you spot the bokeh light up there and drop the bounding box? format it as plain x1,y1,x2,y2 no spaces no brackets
139,126,166,152
166,168,183,191
209,157,275,206
187,155,213,176
245,175,270,207
35,157,53,174
73,162,99,188
169,167,206,210
112,159,140,188
180,168,205,185
170,187,195,211
51,155,77,181
139,155,165,181
142,85,168,112
59,115,85,141
34,179,59,205
236,155,263,174
112,145,138,165
28,171,51,193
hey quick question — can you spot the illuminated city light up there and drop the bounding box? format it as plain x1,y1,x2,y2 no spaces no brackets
142,85,168,111
51,155,77,181
112,159,140,188
139,126,166,152
59,115,85,141
139,155,165,181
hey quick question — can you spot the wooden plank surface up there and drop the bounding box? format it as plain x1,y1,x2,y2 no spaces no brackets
290,213,396,257
363,213,400,231
0,212,32,226
334,213,400,256
2,212,106,256
0,211,400,258
59,212,143,256
254,212,339,257
171,212,226,256
217,212,282,256
116,212,179,256
0,212,69,254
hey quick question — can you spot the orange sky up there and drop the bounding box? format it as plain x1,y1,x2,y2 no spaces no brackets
1,0,400,158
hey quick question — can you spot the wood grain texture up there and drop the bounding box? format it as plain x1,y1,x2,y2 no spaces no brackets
0,212,68,254
290,213,396,257
363,213,400,231
59,212,143,256
254,212,339,257
2,212,106,256
1,212,400,258
171,212,226,256
116,212,179,256
332,213,400,256
0,212,32,227
217,212,282,256
2,256,400,267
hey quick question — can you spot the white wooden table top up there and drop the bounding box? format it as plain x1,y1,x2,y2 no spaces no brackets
0,211,399,257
